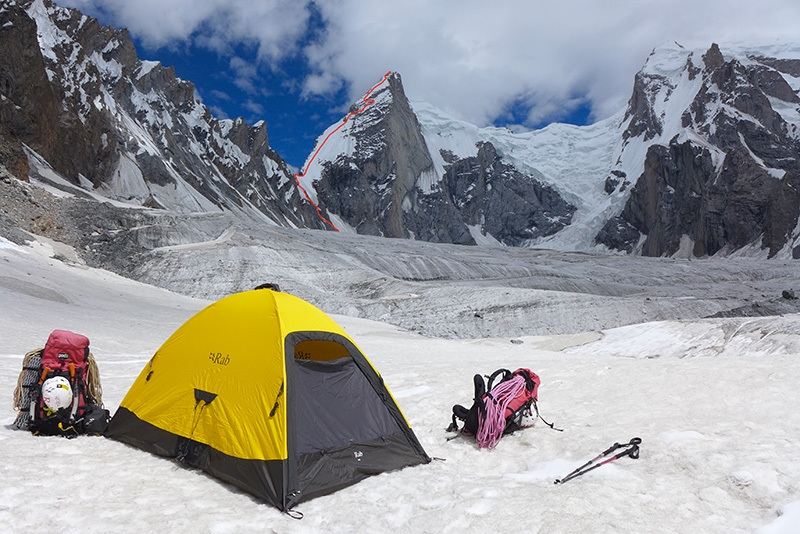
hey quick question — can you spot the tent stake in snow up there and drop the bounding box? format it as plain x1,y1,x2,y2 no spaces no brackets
554,437,641,485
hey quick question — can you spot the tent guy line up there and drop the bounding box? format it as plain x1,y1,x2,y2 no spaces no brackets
293,71,393,232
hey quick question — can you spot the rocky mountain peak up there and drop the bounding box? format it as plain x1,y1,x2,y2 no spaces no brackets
702,42,725,70
599,42,800,258
0,0,326,229
310,71,439,238
307,72,576,245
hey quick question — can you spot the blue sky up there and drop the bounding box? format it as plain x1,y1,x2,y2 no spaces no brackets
60,0,800,169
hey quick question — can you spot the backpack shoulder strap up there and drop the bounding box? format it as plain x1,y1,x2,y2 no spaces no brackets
473,373,487,401
486,368,511,392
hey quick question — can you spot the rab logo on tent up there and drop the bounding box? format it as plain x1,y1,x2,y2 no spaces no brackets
208,352,230,366
353,451,363,462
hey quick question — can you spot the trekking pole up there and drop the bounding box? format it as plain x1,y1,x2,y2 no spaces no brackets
554,437,641,485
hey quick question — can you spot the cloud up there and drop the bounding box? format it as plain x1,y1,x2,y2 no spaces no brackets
209,89,231,101
63,0,312,61
61,0,800,130
242,99,265,116
229,56,261,94
302,0,800,127
301,71,343,99
208,105,229,120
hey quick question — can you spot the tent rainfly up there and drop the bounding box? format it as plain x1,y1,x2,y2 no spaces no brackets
106,286,430,512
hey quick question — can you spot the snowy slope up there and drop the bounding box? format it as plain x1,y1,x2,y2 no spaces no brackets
2,235,800,533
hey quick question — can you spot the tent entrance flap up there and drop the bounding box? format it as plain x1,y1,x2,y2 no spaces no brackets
293,357,400,455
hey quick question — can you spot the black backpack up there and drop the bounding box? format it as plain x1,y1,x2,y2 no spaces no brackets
447,368,560,448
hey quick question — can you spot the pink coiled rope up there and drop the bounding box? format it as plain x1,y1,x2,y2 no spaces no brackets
476,375,526,449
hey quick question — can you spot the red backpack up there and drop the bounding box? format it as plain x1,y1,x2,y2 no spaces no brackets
13,330,108,436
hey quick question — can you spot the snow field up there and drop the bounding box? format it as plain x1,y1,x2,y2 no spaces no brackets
0,240,799,533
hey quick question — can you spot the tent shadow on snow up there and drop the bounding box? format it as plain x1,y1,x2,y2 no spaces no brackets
105,285,430,513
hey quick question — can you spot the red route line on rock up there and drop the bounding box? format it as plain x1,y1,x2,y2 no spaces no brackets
294,71,393,232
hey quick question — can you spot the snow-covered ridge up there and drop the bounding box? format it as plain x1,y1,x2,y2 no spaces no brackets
296,77,394,205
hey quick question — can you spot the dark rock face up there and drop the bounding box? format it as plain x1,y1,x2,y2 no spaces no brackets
598,44,800,258
0,0,325,229
439,142,575,246
315,74,575,246
597,139,788,256
0,0,60,179
622,70,665,142
702,43,725,71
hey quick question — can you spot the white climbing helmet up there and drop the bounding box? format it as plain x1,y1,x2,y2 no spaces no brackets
41,376,73,410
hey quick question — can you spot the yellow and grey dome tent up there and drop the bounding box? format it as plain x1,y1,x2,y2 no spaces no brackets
106,286,430,512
